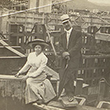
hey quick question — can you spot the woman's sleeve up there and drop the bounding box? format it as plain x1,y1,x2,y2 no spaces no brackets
18,54,31,74
27,56,48,78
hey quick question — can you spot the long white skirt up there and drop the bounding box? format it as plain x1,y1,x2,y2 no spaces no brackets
25,77,56,104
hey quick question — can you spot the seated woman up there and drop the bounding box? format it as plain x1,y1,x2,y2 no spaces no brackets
15,39,56,104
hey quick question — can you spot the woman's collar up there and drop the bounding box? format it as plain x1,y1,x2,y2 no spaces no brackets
35,52,43,57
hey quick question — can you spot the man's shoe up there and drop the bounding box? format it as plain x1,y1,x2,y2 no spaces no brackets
37,99,43,105
68,97,74,102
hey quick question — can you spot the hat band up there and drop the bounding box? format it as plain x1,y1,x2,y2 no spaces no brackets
62,18,69,21
62,19,69,24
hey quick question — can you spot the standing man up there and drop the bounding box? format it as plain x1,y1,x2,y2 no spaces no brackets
58,14,82,101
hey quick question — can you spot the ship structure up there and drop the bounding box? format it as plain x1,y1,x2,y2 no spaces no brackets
0,0,110,110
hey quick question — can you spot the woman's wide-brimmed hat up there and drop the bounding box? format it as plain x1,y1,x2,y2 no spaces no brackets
28,39,49,48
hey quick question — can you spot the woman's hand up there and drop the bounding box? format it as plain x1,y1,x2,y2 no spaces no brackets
15,72,20,78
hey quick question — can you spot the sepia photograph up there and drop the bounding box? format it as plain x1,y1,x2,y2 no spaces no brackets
0,0,110,110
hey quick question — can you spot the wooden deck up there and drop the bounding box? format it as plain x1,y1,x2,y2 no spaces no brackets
33,101,107,110
32,96,108,110
0,75,109,110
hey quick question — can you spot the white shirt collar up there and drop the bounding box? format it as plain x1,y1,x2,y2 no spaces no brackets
64,27,73,33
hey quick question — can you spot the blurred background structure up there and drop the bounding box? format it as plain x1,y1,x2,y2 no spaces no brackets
0,0,110,109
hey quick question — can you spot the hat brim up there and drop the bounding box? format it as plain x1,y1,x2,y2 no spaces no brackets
28,39,49,48
62,19,69,24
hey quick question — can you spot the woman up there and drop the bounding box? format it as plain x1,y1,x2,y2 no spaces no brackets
15,39,56,104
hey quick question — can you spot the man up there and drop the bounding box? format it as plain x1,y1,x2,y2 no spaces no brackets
58,14,82,101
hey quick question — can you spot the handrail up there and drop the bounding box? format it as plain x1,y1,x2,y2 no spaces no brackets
0,39,26,57
45,24,57,56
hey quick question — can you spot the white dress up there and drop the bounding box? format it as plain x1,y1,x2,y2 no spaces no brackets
19,52,56,104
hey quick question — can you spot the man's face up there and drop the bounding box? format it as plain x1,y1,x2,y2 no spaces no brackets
63,21,71,31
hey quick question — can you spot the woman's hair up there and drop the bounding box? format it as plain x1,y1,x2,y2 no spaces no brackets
32,44,45,50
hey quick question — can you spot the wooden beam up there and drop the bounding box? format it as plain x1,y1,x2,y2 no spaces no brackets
0,75,24,80
0,39,26,57
33,103,65,110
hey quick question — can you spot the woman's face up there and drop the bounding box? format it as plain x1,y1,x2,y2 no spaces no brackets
34,45,42,55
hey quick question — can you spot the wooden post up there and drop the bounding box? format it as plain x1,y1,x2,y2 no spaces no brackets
98,79,106,101
75,78,83,96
